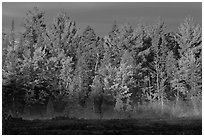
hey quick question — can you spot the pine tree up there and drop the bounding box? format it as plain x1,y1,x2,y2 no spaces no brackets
72,56,90,107
150,18,169,112
131,24,152,103
172,17,202,114
176,17,201,57
10,19,15,46
110,50,134,112
47,11,78,58
117,23,134,51
105,21,123,67
166,51,179,101
109,20,120,39
175,18,201,97
72,26,98,107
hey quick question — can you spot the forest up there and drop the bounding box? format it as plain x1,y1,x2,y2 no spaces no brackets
2,7,202,123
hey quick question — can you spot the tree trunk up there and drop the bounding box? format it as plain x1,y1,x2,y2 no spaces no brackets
191,82,199,115
23,104,31,118
155,61,160,100
191,96,198,115
148,71,151,98
12,97,18,118
173,91,179,115
161,92,164,114
46,98,54,118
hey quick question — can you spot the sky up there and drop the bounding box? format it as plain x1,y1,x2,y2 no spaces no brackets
2,2,202,36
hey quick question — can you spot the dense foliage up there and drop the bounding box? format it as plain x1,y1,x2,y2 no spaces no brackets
2,7,202,119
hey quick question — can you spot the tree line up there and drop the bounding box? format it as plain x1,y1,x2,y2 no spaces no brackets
2,7,202,119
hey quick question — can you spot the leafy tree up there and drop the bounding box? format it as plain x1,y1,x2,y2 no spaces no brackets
42,11,78,101
2,20,25,117
2,45,21,117
23,7,46,58
59,56,74,95
19,7,48,104
20,44,48,104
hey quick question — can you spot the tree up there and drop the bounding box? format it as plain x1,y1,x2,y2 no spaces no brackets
90,42,106,119
42,11,78,100
23,7,46,58
20,44,48,104
72,26,98,107
130,24,152,103
171,50,201,112
176,17,201,57
59,56,74,95
90,74,104,119
47,11,78,58
46,97,54,118
103,50,134,115
149,18,169,112
166,51,179,102
105,21,123,67
71,57,89,107
3,45,21,117
2,19,25,117
79,26,98,73
19,7,48,105
118,23,134,51
172,18,202,113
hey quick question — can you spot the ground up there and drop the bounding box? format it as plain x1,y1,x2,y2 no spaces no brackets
3,117,202,135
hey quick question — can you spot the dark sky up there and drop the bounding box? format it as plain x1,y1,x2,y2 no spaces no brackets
2,2,202,36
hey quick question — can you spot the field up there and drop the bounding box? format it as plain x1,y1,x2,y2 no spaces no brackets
3,117,202,135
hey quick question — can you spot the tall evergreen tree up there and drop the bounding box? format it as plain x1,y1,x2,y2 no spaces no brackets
173,18,202,98
72,26,98,107
170,17,202,114
150,18,169,111
105,21,123,67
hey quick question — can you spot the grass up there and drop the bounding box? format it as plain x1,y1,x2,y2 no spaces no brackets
3,98,202,135
3,116,201,135
131,100,202,119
